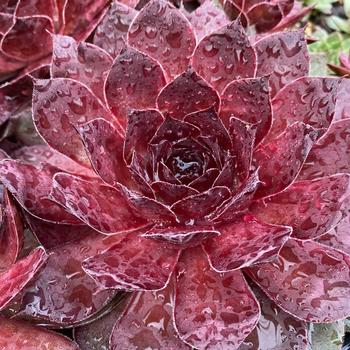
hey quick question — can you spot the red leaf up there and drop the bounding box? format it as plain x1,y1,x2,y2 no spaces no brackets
105,46,166,127
127,0,196,79
157,68,220,120
174,246,260,349
203,214,291,271
192,20,256,93
83,233,180,291
246,3,282,32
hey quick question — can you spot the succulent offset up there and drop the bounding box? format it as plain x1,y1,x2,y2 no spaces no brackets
0,0,350,349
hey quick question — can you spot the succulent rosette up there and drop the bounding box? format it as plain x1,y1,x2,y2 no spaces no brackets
0,0,350,349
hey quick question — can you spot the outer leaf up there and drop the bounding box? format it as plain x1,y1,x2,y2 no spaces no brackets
251,174,350,240
0,246,47,311
127,0,196,79
51,35,113,101
50,173,148,234
82,233,180,291
253,122,318,198
174,246,260,349
254,30,309,97
247,238,350,323
191,20,256,93
203,214,291,272
105,46,166,127
33,78,117,165
334,80,350,121
109,281,188,349
0,317,80,350
157,68,220,120
299,119,350,180
246,3,282,32
93,2,138,57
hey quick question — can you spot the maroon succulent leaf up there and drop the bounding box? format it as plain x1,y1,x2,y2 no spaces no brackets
174,246,260,349
239,284,310,350
6,232,121,327
0,190,23,273
267,77,339,141
0,317,80,350
253,122,318,198
0,246,47,311
185,1,229,41
109,280,188,349
299,118,350,180
157,68,220,120
50,173,148,234
203,214,291,272
191,20,256,93
0,159,81,223
246,2,283,32
82,232,180,291
220,77,272,145
51,34,113,102
127,0,196,80
251,174,350,240
33,78,118,166
334,80,350,121
247,238,350,322
254,30,309,97
105,46,166,127
93,1,138,58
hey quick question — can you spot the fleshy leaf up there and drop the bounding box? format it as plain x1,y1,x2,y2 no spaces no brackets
299,119,350,180
33,78,117,165
253,122,318,198
0,190,23,273
0,246,47,311
110,281,188,349
50,173,147,234
171,186,231,223
192,20,256,93
105,46,166,127
251,174,350,240
8,232,120,326
143,225,219,247
174,246,260,349
0,317,80,350
82,233,180,291
127,0,196,79
186,1,229,41
239,284,310,350
254,30,309,97
51,35,113,101
157,68,220,120
246,3,282,32
203,214,291,272
334,79,350,121
0,159,80,223
220,77,272,145
268,77,339,141
247,238,350,323
93,1,138,57
1,16,53,62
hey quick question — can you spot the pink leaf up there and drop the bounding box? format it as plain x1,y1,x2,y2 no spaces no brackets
192,20,256,93
251,174,350,240
220,77,272,145
334,79,350,121
83,232,180,291
105,46,166,127
174,246,260,349
247,238,350,322
0,246,47,311
93,2,138,57
246,3,282,32
254,30,309,97
127,0,196,79
157,68,220,120
253,122,318,198
51,35,112,101
203,214,291,271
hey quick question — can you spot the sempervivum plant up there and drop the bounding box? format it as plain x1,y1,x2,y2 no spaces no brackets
0,0,350,349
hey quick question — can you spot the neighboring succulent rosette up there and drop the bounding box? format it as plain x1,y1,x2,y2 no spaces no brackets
0,0,349,349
